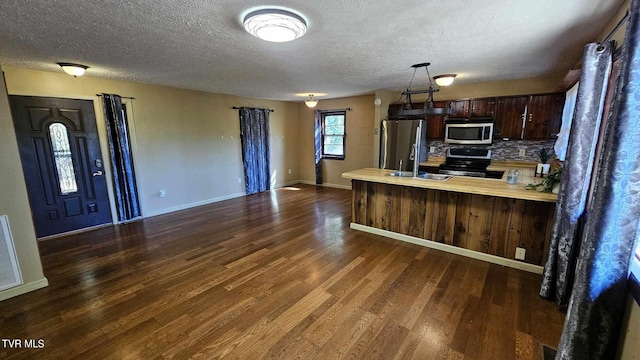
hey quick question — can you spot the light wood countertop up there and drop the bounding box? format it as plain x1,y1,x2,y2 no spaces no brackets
342,167,557,203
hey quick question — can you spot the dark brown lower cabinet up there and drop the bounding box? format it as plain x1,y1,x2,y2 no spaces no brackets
351,180,555,266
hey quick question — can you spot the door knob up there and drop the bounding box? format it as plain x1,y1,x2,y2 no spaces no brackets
92,171,103,177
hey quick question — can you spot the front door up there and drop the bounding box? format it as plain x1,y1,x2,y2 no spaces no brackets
10,96,112,238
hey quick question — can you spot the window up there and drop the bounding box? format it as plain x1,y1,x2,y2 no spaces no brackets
322,111,346,160
48,122,78,194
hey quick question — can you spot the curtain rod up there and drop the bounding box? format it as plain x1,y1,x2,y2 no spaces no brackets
232,106,275,112
599,10,629,49
319,108,352,112
96,93,136,100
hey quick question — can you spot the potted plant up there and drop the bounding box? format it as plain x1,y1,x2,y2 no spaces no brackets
536,147,553,176
526,166,562,193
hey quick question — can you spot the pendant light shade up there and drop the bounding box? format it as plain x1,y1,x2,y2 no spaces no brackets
433,74,457,86
243,9,307,42
305,94,318,108
57,62,89,77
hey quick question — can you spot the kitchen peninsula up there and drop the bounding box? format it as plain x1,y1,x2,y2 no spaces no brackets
342,162,557,273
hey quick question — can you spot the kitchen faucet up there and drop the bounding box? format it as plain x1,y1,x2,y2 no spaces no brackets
411,143,418,177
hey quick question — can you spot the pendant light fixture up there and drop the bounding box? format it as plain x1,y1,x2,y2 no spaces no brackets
433,74,457,86
305,94,318,108
57,62,89,77
243,8,307,42
389,62,453,119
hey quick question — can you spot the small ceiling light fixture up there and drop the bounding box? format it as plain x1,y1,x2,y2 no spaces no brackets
57,62,89,77
305,94,318,108
433,74,457,87
243,8,307,42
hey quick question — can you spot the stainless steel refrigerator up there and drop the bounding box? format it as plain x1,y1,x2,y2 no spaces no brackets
379,119,427,174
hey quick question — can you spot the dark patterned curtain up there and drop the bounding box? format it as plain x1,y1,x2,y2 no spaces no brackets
239,107,271,195
554,1,640,358
540,43,612,306
102,94,140,221
314,110,323,184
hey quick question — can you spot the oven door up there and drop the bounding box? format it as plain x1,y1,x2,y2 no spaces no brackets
444,123,493,144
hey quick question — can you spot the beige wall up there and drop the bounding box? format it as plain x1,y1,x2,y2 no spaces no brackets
597,0,630,48
0,65,300,299
0,66,47,300
298,95,375,188
3,66,300,218
435,74,564,100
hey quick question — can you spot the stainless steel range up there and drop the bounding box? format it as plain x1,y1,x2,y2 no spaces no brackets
439,148,492,178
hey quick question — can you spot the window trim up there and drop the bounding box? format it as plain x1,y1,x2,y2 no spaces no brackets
629,241,640,306
321,110,346,160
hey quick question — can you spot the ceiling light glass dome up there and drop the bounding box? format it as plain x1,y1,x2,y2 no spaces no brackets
243,9,307,42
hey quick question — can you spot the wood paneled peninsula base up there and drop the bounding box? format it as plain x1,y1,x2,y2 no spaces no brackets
342,168,557,273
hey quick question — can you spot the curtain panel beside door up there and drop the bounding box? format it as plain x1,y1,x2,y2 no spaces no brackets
102,94,140,222
549,0,640,357
540,42,613,307
314,110,323,184
239,107,271,195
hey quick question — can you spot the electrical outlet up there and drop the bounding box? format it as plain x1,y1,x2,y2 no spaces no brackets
159,190,166,198
237,177,242,184
518,149,526,157
515,247,526,260
429,146,436,153
288,169,292,174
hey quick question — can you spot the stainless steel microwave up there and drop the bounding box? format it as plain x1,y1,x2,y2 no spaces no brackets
444,118,494,145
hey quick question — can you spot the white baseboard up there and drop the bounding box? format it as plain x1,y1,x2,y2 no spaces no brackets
146,192,246,218
274,180,301,188
350,223,543,274
0,278,49,301
144,181,306,219
298,180,352,190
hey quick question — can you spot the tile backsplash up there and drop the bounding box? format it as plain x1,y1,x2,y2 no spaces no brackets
427,139,557,162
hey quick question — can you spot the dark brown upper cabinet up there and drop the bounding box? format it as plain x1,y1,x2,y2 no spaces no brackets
387,92,564,141
427,101,448,139
448,99,470,117
494,96,528,140
470,98,496,117
523,93,565,139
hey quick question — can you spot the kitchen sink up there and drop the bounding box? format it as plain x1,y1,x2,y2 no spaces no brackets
387,171,415,177
417,173,452,181
387,171,452,181
485,170,505,179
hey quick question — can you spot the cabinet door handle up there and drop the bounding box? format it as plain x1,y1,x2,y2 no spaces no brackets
92,171,103,177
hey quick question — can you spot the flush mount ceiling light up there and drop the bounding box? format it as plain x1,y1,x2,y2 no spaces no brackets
243,8,307,42
433,74,457,86
57,62,89,77
305,94,318,108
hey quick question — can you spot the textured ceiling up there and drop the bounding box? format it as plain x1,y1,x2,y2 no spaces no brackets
0,0,625,101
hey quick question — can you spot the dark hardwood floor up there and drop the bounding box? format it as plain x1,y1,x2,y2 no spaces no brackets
0,184,565,359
